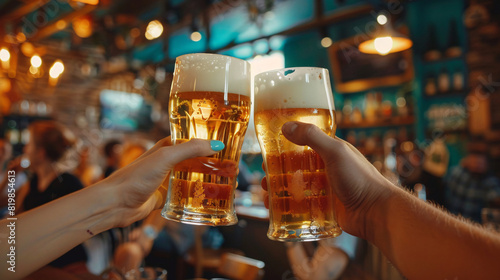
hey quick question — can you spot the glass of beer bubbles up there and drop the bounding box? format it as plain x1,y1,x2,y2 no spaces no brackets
254,67,342,241
162,53,251,226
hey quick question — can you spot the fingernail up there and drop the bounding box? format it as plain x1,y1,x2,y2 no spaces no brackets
283,122,297,134
210,140,225,151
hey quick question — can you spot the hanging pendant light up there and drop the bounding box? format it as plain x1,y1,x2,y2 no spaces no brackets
358,13,413,55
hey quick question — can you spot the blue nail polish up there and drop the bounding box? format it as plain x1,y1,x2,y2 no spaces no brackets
210,140,225,151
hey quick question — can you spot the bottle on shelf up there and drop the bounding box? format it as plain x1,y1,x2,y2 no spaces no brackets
6,119,19,145
364,92,378,122
424,24,442,61
438,68,450,93
396,93,409,117
381,100,393,119
375,92,383,118
445,19,463,58
453,68,464,91
352,107,363,124
425,74,437,96
20,119,30,145
342,99,353,124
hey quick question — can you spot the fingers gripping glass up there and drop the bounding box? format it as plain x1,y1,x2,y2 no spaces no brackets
254,67,342,241
162,53,252,226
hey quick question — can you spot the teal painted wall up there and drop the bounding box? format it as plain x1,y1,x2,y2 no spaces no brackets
134,0,469,172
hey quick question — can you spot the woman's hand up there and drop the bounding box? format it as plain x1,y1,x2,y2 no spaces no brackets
261,122,394,240
98,137,224,228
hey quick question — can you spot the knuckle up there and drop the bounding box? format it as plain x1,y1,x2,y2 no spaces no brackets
158,146,171,158
305,123,321,138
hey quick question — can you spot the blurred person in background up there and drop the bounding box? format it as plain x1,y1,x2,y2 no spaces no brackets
284,233,358,280
445,136,500,223
74,145,103,187
0,121,88,275
103,139,122,178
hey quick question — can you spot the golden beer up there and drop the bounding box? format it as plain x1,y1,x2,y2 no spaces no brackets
254,68,342,241
162,54,251,226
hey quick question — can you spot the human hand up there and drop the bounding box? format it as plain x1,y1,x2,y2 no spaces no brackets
261,122,395,240
96,137,224,228
128,227,155,256
6,156,24,173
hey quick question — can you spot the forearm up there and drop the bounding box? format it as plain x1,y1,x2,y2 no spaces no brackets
368,184,500,279
0,182,118,280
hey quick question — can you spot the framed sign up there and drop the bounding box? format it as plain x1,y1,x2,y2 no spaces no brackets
328,35,414,93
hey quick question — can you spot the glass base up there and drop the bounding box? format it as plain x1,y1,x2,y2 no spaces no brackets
161,208,238,226
268,225,342,242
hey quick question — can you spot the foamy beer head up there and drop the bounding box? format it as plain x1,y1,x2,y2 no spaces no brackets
254,67,341,241
254,67,335,111
172,53,251,96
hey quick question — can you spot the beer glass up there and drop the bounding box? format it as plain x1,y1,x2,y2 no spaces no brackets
254,67,341,241
162,53,251,226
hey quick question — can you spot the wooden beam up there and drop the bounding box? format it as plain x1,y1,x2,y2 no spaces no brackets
29,4,97,41
0,0,50,24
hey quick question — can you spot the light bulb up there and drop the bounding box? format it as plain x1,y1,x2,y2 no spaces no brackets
52,60,64,74
31,55,42,67
377,14,388,25
374,36,393,55
145,20,163,40
321,37,332,48
190,31,202,42
0,48,11,62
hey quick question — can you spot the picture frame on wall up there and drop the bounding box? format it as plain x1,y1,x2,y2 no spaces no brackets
328,35,414,93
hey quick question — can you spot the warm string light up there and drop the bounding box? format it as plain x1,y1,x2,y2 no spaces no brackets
49,60,64,86
49,60,64,78
190,31,202,42
31,55,42,67
145,20,163,40
377,14,388,25
0,48,10,69
321,37,332,48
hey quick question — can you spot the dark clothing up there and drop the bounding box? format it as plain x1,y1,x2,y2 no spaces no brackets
419,170,446,207
104,166,116,178
446,166,500,223
24,172,88,268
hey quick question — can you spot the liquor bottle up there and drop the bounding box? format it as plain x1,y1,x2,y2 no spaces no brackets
381,100,393,119
342,99,353,124
445,19,463,58
424,25,442,61
6,119,19,145
453,68,464,91
396,93,409,117
364,92,377,122
352,107,363,124
438,68,450,93
425,74,437,96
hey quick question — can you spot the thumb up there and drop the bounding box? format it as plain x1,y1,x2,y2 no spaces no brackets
281,121,342,163
155,139,225,171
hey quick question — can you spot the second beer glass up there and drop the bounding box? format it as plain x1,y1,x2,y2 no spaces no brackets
254,67,342,241
162,53,251,226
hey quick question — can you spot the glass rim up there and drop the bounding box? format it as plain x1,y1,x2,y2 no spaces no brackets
255,67,329,78
175,52,250,65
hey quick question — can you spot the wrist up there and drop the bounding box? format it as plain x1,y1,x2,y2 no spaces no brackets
364,181,400,244
84,180,121,233
143,225,159,239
